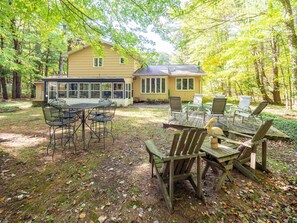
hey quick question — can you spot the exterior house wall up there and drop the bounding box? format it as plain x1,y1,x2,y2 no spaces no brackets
68,43,135,78
168,76,202,101
133,75,202,102
35,82,44,100
133,76,169,101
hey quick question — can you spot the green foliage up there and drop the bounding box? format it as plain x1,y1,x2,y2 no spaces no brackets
263,113,297,147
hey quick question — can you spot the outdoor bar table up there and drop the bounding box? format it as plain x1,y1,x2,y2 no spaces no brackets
62,102,111,149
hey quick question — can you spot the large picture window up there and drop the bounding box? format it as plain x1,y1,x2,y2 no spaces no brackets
58,82,67,98
102,83,112,98
176,78,194,91
90,83,100,98
48,82,57,99
80,83,89,98
69,83,78,98
141,78,166,94
125,83,131,99
113,83,124,98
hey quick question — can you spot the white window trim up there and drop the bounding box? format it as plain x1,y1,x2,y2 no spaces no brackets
176,78,195,91
93,57,103,67
141,77,166,94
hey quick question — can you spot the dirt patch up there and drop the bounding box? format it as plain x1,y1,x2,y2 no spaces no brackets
0,106,296,222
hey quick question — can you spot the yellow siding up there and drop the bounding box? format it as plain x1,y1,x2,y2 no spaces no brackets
168,76,202,101
133,76,202,102
35,82,44,100
68,43,135,78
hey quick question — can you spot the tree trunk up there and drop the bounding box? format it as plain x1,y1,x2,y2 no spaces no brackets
271,32,282,104
0,76,8,100
11,19,22,99
253,47,273,103
58,52,64,76
0,32,8,99
278,0,297,104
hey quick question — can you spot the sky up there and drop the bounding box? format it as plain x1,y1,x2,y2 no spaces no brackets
144,28,175,54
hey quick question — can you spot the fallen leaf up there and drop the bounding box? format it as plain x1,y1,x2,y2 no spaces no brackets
79,212,86,219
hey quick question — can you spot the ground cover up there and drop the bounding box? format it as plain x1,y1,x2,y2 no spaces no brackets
0,103,296,222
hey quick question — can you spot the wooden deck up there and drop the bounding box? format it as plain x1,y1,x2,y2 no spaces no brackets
164,110,290,140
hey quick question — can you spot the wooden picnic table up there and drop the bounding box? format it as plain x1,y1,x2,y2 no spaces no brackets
201,141,239,191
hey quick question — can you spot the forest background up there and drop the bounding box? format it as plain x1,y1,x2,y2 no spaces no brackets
0,0,296,108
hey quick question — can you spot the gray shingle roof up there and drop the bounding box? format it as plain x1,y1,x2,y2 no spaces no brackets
133,64,206,76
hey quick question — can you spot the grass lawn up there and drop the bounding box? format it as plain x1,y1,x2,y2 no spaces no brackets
0,103,296,222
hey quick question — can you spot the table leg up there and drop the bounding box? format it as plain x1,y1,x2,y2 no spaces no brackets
82,109,85,150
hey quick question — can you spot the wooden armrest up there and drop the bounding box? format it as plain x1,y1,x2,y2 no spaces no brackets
145,140,166,159
217,136,243,145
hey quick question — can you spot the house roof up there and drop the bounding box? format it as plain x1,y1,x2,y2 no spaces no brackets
133,64,206,76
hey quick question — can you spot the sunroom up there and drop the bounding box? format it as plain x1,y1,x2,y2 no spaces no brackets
42,77,133,106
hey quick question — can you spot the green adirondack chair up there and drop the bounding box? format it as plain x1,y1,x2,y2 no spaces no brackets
145,128,207,213
168,96,188,122
233,101,268,128
219,119,273,182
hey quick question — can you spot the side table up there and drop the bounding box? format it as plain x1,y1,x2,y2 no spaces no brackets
201,143,240,191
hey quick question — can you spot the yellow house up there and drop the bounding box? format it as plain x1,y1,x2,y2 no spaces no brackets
35,43,206,106
133,65,205,101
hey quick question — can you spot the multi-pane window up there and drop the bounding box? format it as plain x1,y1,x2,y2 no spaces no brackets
90,83,100,98
69,83,78,98
176,78,194,91
102,83,112,98
48,82,57,99
93,57,103,67
141,78,166,94
125,83,131,99
113,83,124,98
58,82,67,98
80,83,89,98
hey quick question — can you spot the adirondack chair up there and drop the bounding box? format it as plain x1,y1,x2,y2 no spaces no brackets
203,97,227,123
168,96,188,122
219,119,273,182
187,94,203,111
235,95,252,112
233,101,268,128
145,128,207,213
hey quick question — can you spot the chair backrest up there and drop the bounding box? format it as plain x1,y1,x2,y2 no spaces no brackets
238,95,251,110
42,104,61,124
49,98,67,108
163,128,207,176
104,101,117,118
192,94,203,106
251,102,268,116
238,119,273,160
211,98,227,115
169,96,182,112
251,119,273,143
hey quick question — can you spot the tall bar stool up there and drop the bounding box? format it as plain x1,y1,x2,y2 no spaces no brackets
88,101,117,149
42,104,77,159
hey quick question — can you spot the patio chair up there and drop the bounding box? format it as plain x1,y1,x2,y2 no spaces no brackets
168,96,188,123
234,95,252,113
88,101,117,148
42,104,77,159
187,94,203,111
233,101,268,128
145,128,207,213
203,97,227,123
219,119,273,182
